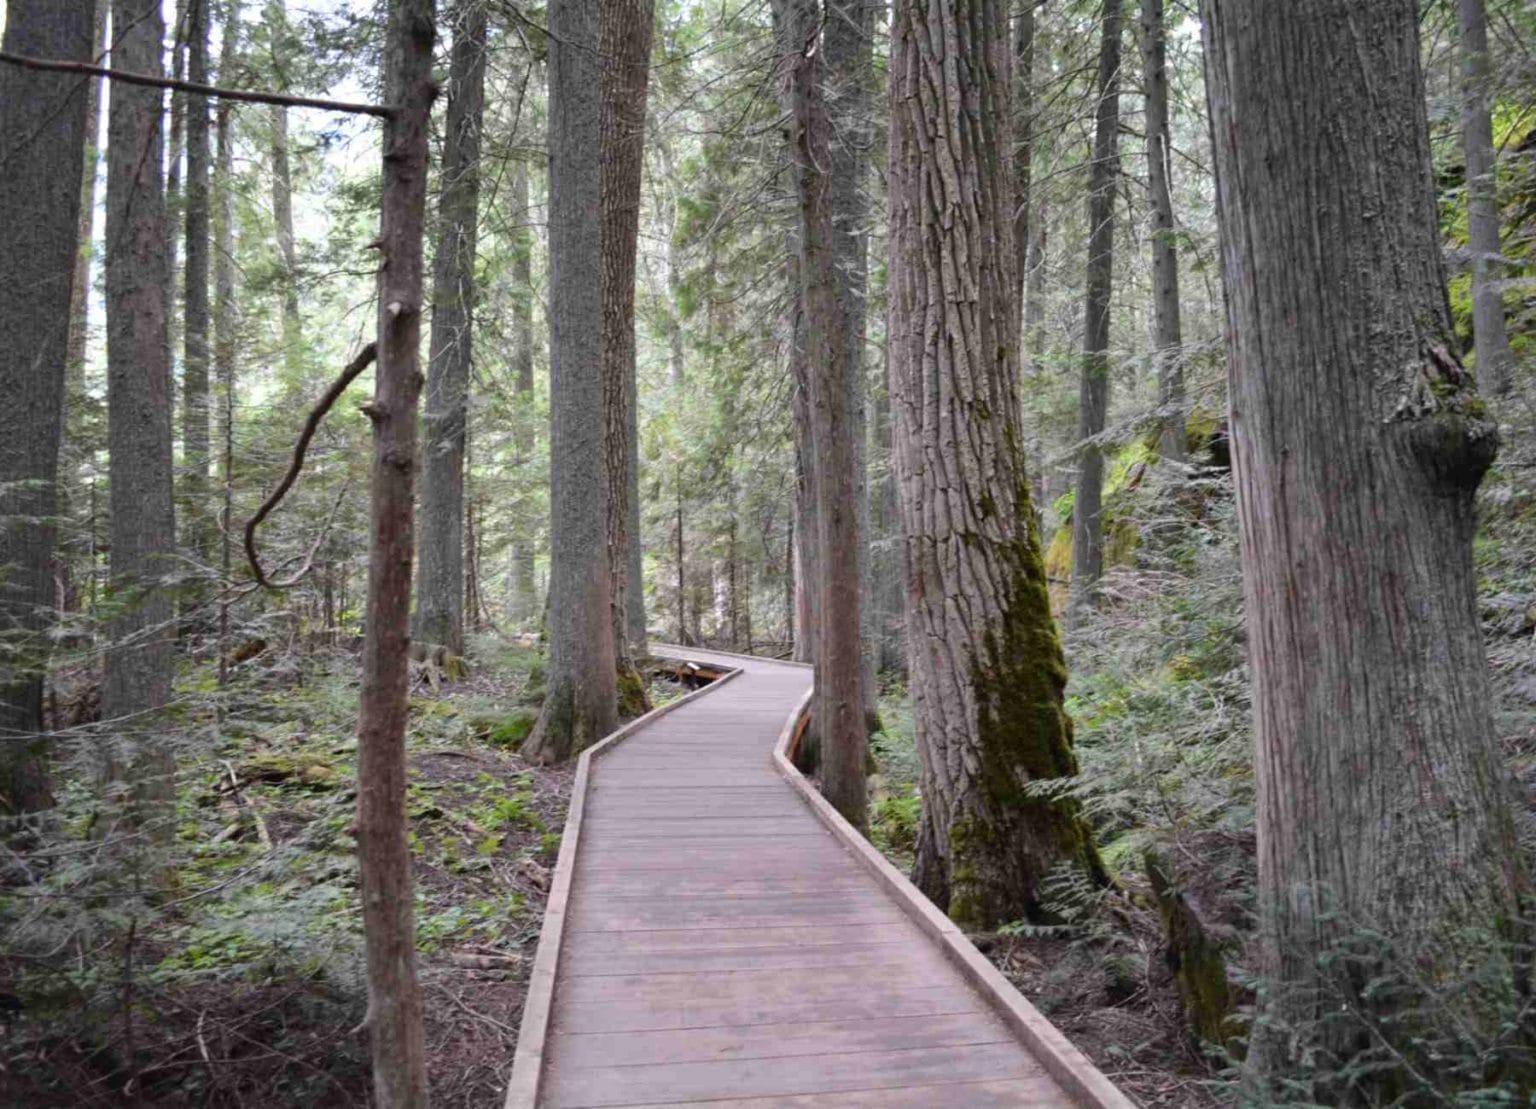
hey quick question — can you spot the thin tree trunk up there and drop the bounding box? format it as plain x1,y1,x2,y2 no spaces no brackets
888,0,1105,925
1012,0,1035,313
1201,0,1528,1094
104,0,178,831
214,0,241,690
600,0,656,682
787,248,819,669
416,0,487,659
183,0,214,568
525,0,620,762
1141,0,1183,462
508,157,539,624
1068,0,1120,619
1025,199,1046,373
166,0,186,379
66,0,108,400
0,0,95,817
1458,0,1513,397
870,339,902,675
266,0,301,378
775,0,868,829
355,1,434,1102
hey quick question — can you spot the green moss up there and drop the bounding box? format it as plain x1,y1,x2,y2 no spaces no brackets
945,481,1109,929
616,663,652,719
484,711,536,751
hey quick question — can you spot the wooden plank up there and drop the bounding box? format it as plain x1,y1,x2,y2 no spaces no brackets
577,874,870,898
618,1076,1072,1108
568,898,907,933
545,1012,1008,1068
552,983,981,1035
557,921,920,954
556,958,955,1005
561,938,927,977
544,1041,1046,1107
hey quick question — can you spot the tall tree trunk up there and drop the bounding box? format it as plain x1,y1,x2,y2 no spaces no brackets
104,0,178,831
416,0,487,659
1201,0,1528,1094
1141,0,1183,462
888,0,1105,926
1458,0,1513,397
508,157,539,625
600,0,656,676
166,0,186,380
1068,0,1120,619
775,0,868,829
356,1,434,1103
183,0,214,567
870,340,903,675
214,0,242,690
825,0,879,730
1012,0,1035,313
266,0,302,379
1024,199,1046,373
0,0,95,817
525,0,620,762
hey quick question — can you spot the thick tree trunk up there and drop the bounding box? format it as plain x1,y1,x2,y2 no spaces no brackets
525,0,620,762
776,0,868,826
415,0,487,659
1140,0,1183,462
888,0,1105,926
104,0,178,831
183,0,214,565
600,0,656,679
1201,0,1528,1094
1068,0,1120,620
508,158,540,625
825,0,879,732
355,2,434,1103
0,0,95,817
1458,0,1513,397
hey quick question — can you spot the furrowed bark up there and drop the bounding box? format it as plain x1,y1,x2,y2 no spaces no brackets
1068,0,1121,620
600,0,657,691
525,0,620,762
416,0,487,658
355,1,434,1103
1201,0,1528,1094
775,0,868,829
888,0,1105,926
0,0,95,817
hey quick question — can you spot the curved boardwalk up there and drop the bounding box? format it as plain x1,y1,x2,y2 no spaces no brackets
507,647,1133,1108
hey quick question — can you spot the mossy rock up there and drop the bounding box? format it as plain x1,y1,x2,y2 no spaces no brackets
1184,405,1222,456
237,753,339,790
617,665,652,718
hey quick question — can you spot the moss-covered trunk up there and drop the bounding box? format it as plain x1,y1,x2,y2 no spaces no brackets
887,0,1105,928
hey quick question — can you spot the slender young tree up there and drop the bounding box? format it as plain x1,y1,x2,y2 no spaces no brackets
416,0,487,658
1069,0,1121,618
1458,0,1514,396
888,0,1105,925
265,0,303,379
65,0,108,398
356,0,435,1102
507,157,539,625
1140,0,1183,462
0,0,96,816
600,0,656,686
1201,0,1528,1093
524,0,620,762
183,0,215,564
214,0,242,688
775,0,868,828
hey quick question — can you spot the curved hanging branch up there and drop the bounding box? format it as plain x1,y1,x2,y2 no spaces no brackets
245,342,378,589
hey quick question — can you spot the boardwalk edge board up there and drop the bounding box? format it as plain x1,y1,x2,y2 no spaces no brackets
768,686,1138,1109
503,663,745,1109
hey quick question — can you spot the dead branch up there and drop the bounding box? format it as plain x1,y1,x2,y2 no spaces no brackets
245,343,377,589
0,50,391,117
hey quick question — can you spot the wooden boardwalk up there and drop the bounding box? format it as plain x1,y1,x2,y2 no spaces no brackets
507,647,1134,1108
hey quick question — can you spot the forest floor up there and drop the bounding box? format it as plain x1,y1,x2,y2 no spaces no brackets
0,637,660,1107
